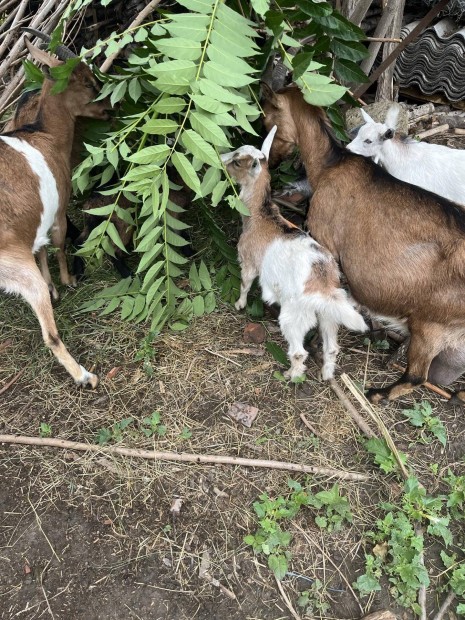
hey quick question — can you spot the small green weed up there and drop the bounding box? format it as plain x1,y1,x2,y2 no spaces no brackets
135,332,158,377
245,481,353,580
140,411,167,437
96,417,134,445
179,427,192,440
364,337,390,351
297,579,330,615
39,423,52,438
403,401,447,447
355,471,465,613
365,437,407,475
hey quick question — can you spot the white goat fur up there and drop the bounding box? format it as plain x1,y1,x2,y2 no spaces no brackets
347,106,465,205
221,129,367,380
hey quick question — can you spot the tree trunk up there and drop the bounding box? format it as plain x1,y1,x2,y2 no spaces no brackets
375,0,406,101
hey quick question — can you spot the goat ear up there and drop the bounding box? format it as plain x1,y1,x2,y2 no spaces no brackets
24,38,61,68
260,81,282,109
360,108,375,124
385,104,400,130
261,125,277,160
382,128,394,140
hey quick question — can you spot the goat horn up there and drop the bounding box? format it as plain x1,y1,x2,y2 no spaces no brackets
22,27,77,60
261,125,277,161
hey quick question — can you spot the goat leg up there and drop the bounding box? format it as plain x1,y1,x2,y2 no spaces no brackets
0,252,98,388
51,211,77,287
37,246,59,301
366,323,442,404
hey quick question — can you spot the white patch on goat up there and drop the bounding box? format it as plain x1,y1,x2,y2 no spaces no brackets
260,236,325,305
0,136,59,253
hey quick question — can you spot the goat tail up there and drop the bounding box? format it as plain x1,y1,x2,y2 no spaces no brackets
316,291,368,333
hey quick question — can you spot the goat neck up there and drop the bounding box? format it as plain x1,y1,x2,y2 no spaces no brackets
263,88,345,189
34,79,76,156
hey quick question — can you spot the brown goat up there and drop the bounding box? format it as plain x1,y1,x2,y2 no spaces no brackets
262,84,465,404
0,40,111,387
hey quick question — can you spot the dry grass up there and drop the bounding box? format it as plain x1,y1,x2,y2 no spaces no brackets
0,257,464,620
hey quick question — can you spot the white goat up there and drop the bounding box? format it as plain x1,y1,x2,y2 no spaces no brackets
347,106,465,205
221,127,368,380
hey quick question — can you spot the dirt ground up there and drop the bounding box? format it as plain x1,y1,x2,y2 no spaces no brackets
1,127,465,620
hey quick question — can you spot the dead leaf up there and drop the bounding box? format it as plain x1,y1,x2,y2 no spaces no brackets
243,323,266,344
24,563,32,575
373,541,389,560
105,366,121,380
170,497,183,516
226,402,259,428
199,548,211,579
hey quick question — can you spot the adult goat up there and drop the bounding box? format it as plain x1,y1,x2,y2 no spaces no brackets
0,37,111,387
262,84,465,404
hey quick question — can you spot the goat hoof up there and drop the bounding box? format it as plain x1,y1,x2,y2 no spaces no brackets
77,366,99,389
365,388,388,405
449,391,465,406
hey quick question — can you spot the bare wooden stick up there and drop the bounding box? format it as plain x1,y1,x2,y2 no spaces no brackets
329,378,377,438
204,348,242,367
99,0,161,73
361,0,397,76
365,37,402,42
453,128,465,135
299,413,323,438
340,374,410,480
0,0,29,57
0,434,369,480
275,576,301,620
432,591,456,620
415,525,427,620
0,369,25,395
417,124,449,139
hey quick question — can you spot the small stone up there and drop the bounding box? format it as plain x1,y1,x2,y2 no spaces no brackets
243,323,266,344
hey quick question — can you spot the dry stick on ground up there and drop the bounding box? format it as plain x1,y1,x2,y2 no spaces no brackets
340,373,410,479
99,0,162,73
432,590,456,620
299,413,323,438
0,369,25,395
0,435,369,480
275,576,301,620
339,375,431,615
0,0,29,38
328,378,377,438
353,0,452,100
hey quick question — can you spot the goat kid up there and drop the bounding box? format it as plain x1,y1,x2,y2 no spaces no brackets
262,84,465,403
221,127,367,380
347,105,465,206
0,39,111,387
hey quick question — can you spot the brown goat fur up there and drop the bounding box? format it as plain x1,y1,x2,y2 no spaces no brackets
0,41,111,387
262,84,465,403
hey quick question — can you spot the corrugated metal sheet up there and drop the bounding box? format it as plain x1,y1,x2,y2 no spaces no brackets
394,18,465,102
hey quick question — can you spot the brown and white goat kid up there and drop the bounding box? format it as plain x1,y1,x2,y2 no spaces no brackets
0,39,110,388
221,127,367,380
262,84,465,403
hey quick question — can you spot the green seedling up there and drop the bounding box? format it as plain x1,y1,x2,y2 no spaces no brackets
403,401,447,447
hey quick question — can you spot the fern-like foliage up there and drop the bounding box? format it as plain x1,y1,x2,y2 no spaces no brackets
46,0,368,333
